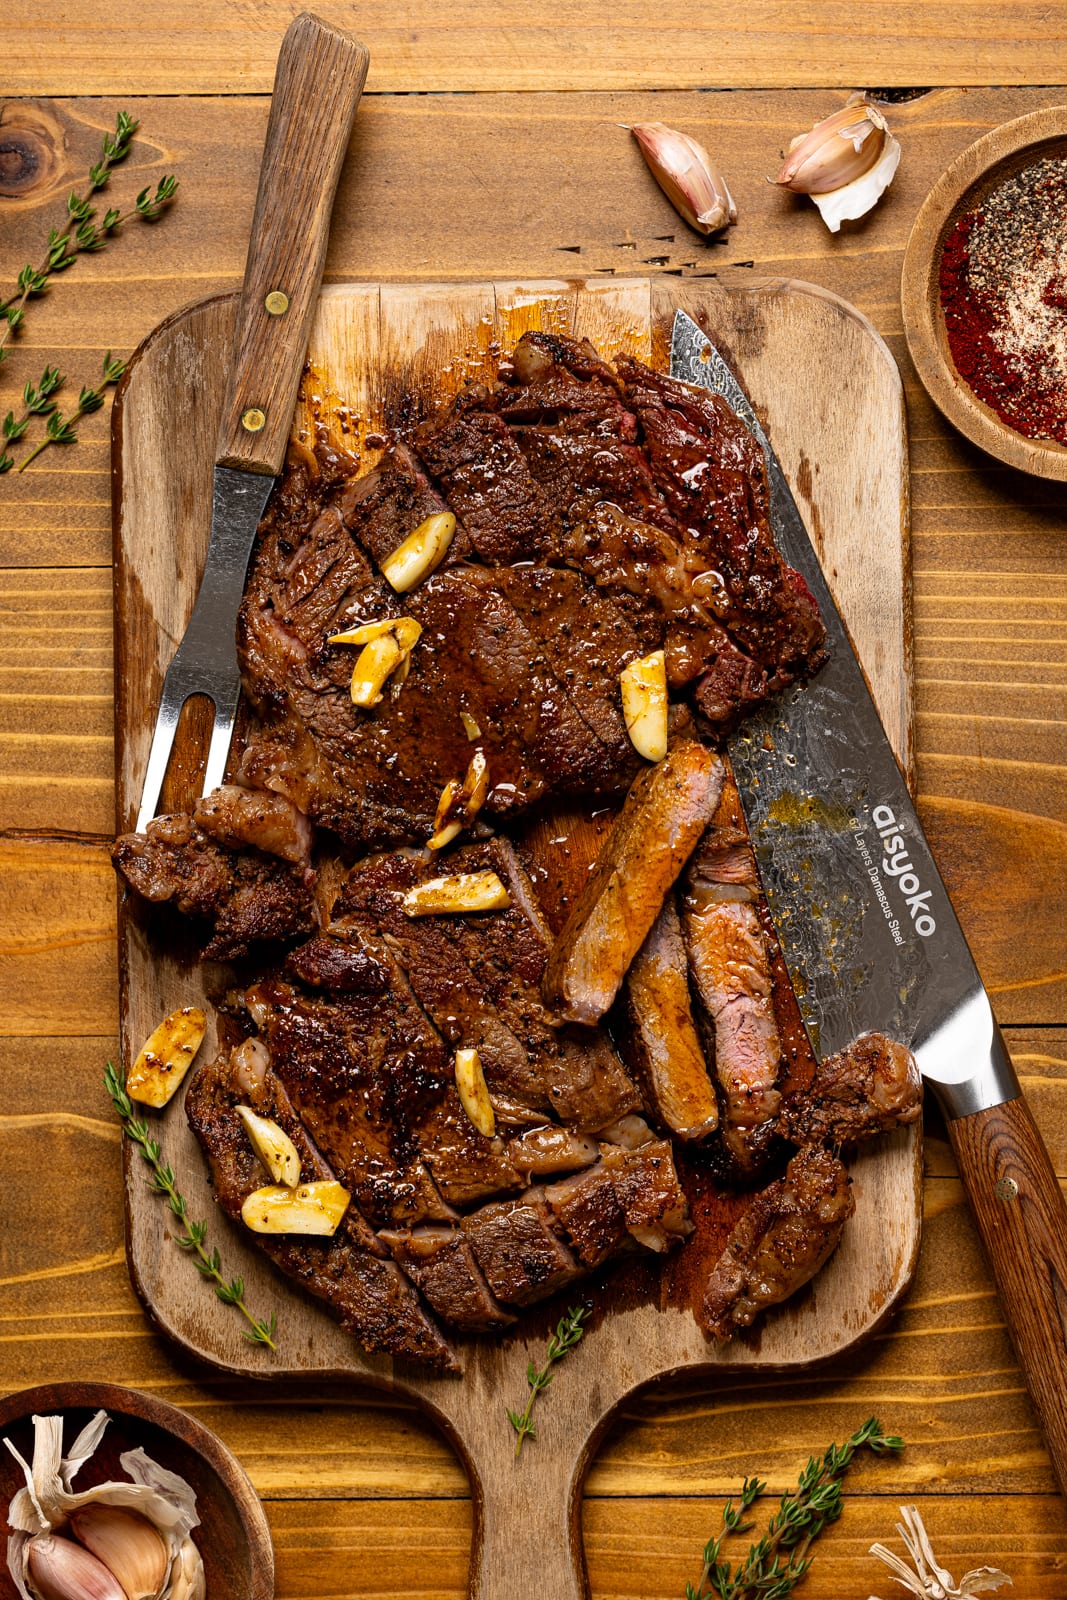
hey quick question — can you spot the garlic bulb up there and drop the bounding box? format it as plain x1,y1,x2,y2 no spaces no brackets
4,1411,205,1600
631,122,736,236
776,99,901,233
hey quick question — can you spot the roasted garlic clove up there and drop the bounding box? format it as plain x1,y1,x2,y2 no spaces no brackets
328,618,401,646
69,1506,168,1600
236,1104,301,1188
381,511,456,592
26,1534,127,1600
454,1047,495,1138
620,649,668,762
427,749,491,850
241,1180,351,1235
343,617,423,708
632,122,736,236
126,1006,207,1109
776,99,901,233
401,869,511,916
459,710,482,741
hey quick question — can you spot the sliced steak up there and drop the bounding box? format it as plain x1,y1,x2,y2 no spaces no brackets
599,1139,692,1253
379,1227,515,1332
501,331,637,437
462,1191,582,1305
622,896,719,1142
194,785,311,866
700,1147,854,1341
415,402,550,563
112,813,316,959
283,932,391,993
682,825,783,1145
544,1165,628,1267
544,740,725,1023
335,439,473,570
337,839,641,1129
507,1124,600,1179
783,1032,922,1148
185,1042,457,1370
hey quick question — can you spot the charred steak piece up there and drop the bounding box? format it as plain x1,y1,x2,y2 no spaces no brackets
283,932,391,993
112,813,316,960
193,785,311,866
599,1139,692,1253
507,1124,600,1179
379,1227,516,1333
544,740,725,1024
544,1165,629,1268
336,439,473,571
337,838,641,1130
616,355,826,685
462,1191,583,1306
701,1147,854,1341
415,399,551,564
500,331,637,436
682,824,783,1144
783,1032,922,1148
186,1041,457,1371
622,896,719,1142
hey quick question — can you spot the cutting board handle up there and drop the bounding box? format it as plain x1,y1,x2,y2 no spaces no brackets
215,11,369,474
947,1087,1067,1499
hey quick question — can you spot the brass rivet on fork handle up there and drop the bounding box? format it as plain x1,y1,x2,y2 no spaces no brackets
241,407,266,433
264,290,289,315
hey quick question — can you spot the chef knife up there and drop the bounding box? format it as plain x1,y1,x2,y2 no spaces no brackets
670,306,1067,1498
136,12,369,832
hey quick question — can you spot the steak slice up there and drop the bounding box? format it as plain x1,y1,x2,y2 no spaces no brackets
506,1124,600,1179
599,1139,692,1253
500,331,637,437
783,1032,922,1148
193,785,311,866
415,401,550,563
337,839,641,1130
112,813,316,959
462,1191,582,1305
335,439,474,570
622,896,719,1142
185,1041,457,1370
700,1147,854,1341
379,1227,516,1332
682,825,783,1149
544,1165,628,1267
544,740,725,1023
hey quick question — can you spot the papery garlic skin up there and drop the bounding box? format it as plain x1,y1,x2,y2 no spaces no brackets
632,122,737,236
776,100,901,233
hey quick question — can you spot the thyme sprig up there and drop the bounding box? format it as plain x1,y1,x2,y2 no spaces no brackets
506,1303,590,1456
0,367,65,474
104,1062,278,1350
0,111,177,362
686,1417,904,1600
15,352,125,473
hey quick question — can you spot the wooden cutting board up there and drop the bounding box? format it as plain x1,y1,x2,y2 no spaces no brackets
112,277,919,1600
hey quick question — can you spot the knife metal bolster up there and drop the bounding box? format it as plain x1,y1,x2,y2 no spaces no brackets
918,995,1023,1121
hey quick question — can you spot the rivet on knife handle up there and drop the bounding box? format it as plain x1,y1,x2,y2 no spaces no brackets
215,12,369,476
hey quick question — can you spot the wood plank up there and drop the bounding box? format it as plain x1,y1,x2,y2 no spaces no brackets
7,4,1067,94
0,839,116,1035
261,1494,1067,1599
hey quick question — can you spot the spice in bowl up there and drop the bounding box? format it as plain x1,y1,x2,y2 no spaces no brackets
939,155,1067,445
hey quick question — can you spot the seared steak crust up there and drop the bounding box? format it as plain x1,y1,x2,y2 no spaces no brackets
783,1032,922,1148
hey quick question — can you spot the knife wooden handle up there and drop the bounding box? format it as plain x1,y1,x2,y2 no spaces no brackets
215,11,369,474
947,1094,1067,1498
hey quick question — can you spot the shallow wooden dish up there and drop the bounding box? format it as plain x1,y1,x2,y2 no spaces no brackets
901,104,1067,480
0,1381,274,1600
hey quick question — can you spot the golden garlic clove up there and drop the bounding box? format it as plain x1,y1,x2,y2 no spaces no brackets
327,618,398,646
460,710,482,741
427,749,491,850
241,1180,351,1235
236,1104,302,1188
27,1534,127,1600
381,511,456,592
126,1006,207,1109
776,102,886,194
401,870,511,916
620,649,669,762
454,1047,495,1138
69,1506,168,1600
632,122,736,236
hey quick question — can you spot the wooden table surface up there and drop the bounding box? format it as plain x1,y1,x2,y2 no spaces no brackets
3,8,1067,1596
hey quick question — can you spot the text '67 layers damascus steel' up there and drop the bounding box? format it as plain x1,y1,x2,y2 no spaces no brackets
135,13,369,833
670,306,1067,1501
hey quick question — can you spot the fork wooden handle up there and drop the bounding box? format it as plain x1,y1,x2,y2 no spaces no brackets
215,12,369,474
947,1094,1067,1499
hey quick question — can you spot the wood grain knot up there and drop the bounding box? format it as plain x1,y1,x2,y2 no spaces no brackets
0,104,61,198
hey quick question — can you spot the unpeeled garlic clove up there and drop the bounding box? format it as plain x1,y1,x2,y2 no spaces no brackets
401,869,511,916
620,649,668,762
632,122,736,236
236,1104,301,1188
241,1180,350,1235
26,1534,126,1600
776,99,901,233
126,1006,206,1109
454,1047,495,1138
381,511,456,592
69,1505,168,1600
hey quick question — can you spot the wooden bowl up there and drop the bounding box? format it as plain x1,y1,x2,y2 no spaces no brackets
901,105,1067,479
0,1381,274,1600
